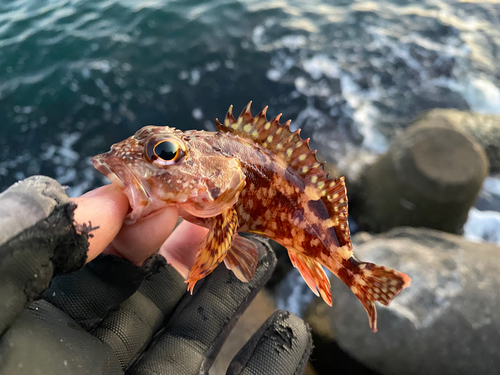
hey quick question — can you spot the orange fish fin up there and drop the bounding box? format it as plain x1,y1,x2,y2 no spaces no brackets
319,176,351,247
186,207,239,293
288,250,332,306
223,235,259,282
347,261,411,332
215,102,328,180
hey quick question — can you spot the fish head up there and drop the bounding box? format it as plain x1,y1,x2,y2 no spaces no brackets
91,126,245,222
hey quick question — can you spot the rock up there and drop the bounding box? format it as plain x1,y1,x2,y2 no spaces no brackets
327,227,500,375
414,109,500,173
303,298,379,375
304,297,336,340
350,122,489,233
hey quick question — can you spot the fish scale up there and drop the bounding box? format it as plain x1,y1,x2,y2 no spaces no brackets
92,102,411,332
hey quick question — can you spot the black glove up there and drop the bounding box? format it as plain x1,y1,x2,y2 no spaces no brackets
0,176,312,375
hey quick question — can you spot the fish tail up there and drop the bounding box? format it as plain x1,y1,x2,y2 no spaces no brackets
339,259,411,333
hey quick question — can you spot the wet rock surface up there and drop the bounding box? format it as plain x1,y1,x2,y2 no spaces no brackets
327,227,500,375
349,122,489,234
304,298,380,375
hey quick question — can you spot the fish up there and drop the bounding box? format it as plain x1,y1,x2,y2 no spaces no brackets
91,102,411,332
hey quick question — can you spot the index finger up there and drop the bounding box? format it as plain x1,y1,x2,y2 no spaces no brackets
72,185,179,266
107,205,179,266
70,184,129,262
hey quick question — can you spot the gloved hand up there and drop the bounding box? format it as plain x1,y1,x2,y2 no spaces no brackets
0,176,312,375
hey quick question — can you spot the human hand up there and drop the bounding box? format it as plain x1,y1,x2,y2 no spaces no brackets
0,176,312,374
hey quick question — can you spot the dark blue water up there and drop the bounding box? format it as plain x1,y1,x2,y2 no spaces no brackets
1,0,499,197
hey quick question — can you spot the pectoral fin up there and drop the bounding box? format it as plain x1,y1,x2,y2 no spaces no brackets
186,207,238,293
180,162,245,218
224,235,259,282
288,250,332,306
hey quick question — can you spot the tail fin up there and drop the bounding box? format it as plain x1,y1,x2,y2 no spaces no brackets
348,262,411,332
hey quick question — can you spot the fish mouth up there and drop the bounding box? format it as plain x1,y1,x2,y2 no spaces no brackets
91,155,126,188
91,154,153,223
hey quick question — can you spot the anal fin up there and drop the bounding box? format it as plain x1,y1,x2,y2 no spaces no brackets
186,207,238,293
224,235,259,282
288,251,332,306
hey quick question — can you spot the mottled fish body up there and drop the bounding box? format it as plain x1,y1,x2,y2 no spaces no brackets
92,102,410,332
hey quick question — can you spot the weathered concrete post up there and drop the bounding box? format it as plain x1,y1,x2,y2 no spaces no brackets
351,120,489,234
415,109,500,173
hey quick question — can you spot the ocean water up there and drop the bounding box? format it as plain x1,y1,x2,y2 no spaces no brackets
1,0,499,215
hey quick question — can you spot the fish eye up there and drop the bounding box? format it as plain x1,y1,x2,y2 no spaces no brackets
146,138,185,165
154,141,178,161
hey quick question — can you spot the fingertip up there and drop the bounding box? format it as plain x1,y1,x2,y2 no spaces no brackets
109,206,179,266
71,184,129,262
80,184,122,198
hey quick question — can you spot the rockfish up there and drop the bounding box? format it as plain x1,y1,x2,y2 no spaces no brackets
91,102,411,332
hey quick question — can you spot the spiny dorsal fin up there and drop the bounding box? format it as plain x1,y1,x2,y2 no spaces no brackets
216,102,321,180
216,102,352,248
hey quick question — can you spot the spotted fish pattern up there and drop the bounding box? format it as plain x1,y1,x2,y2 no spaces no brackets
92,102,411,332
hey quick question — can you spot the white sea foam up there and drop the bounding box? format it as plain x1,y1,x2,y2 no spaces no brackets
430,73,500,115
483,176,500,197
454,76,500,115
188,69,201,86
464,208,500,246
192,107,203,120
340,75,388,153
303,55,341,80
67,166,96,197
157,84,171,94
40,131,97,197
266,68,282,82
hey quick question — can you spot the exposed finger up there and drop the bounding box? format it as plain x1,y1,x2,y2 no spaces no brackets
71,184,129,262
107,206,179,266
159,220,208,278
226,310,312,375
129,236,277,375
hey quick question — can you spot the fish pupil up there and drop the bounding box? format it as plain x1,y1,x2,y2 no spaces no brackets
154,141,178,160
